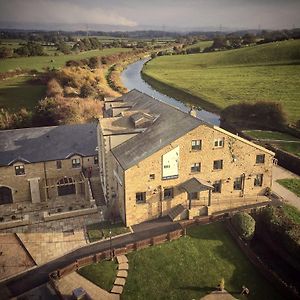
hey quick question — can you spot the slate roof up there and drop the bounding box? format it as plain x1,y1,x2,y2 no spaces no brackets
0,123,98,166
111,89,204,170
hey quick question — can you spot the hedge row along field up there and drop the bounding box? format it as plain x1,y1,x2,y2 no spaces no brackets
142,39,300,124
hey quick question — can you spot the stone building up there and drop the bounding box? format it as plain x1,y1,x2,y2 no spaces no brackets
99,90,275,226
0,123,99,224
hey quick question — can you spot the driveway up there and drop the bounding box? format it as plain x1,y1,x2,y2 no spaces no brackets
272,165,300,210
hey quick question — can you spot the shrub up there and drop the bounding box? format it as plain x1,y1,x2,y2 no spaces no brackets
46,78,64,97
232,212,256,241
221,101,287,130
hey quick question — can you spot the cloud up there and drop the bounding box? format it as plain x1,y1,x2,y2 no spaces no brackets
0,0,137,26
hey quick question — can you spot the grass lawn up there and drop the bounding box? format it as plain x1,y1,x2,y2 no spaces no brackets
77,259,117,291
143,39,300,123
243,130,300,141
277,179,300,197
0,76,46,111
272,142,300,157
86,221,130,242
0,48,130,73
282,204,300,224
80,222,283,300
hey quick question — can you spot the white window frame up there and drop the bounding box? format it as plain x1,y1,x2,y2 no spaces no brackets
214,138,224,148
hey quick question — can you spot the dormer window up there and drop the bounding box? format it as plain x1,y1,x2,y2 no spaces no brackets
15,165,25,176
72,158,81,168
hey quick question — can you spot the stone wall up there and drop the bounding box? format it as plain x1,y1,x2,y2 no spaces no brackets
116,124,274,226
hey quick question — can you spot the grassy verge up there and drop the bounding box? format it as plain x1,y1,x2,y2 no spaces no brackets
86,221,130,243
77,259,117,291
243,130,300,141
80,222,283,299
282,204,300,224
0,76,46,111
142,40,300,123
0,48,129,72
277,179,300,197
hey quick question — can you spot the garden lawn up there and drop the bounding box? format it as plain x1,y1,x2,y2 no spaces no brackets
243,130,300,141
80,222,283,300
86,221,130,242
0,76,46,111
77,259,117,291
0,48,130,72
277,179,300,197
143,39,300,123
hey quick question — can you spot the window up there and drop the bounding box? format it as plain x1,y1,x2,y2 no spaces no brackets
214,138,224,148
56,160,62,169
191,162,201,173
188,192,199,200
212,180,222,193
15,165,25,176
233,177,242,190
0,187,13,204
149,174,155,180
72,158,81,168
136,192,146,203
213,160,223,170
164,187,174,200
254,174,263,187
94,156,99,165
256,154,265,164
191,140,202,151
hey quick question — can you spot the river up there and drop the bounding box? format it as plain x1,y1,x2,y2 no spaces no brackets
120,58,220,125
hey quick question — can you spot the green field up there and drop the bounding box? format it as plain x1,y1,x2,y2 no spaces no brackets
143,39,300,123
282,204,300,223
80,223,283,300
244,130,300,156
0,48,130,72
186,40,213,49
243,130,300,141
0,76,46,111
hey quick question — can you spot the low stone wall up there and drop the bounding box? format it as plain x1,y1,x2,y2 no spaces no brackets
43,206,98,222
0,215,30,230
49,228,184,284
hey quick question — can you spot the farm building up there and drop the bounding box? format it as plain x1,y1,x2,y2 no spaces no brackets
99,90,275,226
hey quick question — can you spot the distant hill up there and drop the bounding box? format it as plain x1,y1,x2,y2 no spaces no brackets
199,39,300,66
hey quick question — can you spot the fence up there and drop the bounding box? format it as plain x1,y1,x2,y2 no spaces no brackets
49,228,184,284
226,220,300,300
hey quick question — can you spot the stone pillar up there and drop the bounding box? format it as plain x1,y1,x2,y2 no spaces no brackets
28,178,41,203
208,190,212,206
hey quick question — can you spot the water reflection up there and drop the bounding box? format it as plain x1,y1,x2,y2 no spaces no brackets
120,58,220,125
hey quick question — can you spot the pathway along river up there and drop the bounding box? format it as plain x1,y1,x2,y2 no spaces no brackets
120,58,220,125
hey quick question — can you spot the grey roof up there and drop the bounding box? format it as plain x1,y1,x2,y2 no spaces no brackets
180,178,214,193
0,123,98,166
111,90,205,170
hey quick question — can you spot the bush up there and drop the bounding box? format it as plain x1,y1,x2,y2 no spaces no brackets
232,212,256,241
221,101,287,130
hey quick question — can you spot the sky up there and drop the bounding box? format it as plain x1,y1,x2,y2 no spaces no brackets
0,0,299,31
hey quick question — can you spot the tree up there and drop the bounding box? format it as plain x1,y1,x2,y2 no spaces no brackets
211,35,227,49
232,212,256,241
0,47,13,58
56,41,71,54
242,33,256,45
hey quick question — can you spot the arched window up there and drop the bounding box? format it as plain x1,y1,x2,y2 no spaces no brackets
57,177,76,196
0,186,13,204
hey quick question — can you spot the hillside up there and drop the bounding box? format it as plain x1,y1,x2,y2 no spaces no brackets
143,39,300,123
